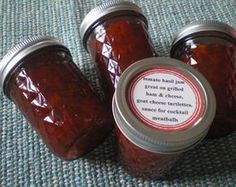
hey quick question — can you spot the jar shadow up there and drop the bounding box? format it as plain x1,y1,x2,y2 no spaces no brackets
84,131,118,164
79,132,236,182
165,133,236,181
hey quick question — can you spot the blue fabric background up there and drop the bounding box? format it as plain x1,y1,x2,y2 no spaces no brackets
0,0,236,186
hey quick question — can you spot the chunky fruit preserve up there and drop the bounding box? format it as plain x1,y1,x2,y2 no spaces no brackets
1,37,113,160
115,126,181,179
80,1,157,100
171,21,236,138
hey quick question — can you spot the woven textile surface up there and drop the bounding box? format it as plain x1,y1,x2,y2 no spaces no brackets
1,0,236,186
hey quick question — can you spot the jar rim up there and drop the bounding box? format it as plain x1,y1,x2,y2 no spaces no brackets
171,20,236,48
80,1,147,51
112,57,216,154
0,36,65,95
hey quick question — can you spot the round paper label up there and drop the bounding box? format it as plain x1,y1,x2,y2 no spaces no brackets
128,68,204,131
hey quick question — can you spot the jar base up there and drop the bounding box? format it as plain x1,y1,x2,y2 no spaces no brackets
57,122,113,161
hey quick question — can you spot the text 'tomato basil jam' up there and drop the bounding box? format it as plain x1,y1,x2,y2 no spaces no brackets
112,57,216,179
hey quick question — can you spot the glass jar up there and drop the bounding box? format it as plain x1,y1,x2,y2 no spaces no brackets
0,37,113,160
170,21,236,138
80,1,157,101
112,57,216,179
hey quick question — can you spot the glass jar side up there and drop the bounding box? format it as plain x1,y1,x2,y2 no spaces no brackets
171,35,236,138
86,16,157,100
115,126,181,179
5,46,113,160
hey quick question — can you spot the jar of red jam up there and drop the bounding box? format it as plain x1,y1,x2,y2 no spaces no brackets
80,1,157,101
0,37,113,160
170,21,236,138
112,57,216,179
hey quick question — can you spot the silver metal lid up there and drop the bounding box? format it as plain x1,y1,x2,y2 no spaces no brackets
0,36,64,95
172,20,236,47
112,57,216,154
80,1,146,49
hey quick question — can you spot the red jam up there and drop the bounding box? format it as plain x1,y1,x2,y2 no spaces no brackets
171,21,236,138
112,57,216,179
115,126,180,179
80,2,157,101
1,37,113,160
